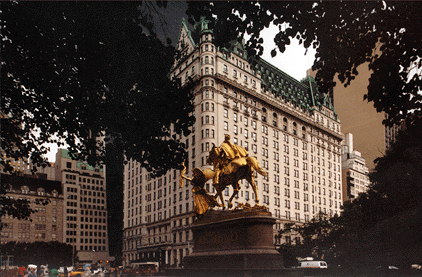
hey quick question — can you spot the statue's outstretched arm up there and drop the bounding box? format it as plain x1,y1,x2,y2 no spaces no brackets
179,161,191,188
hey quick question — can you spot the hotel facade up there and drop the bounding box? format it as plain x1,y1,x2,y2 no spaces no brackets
122,19,344,267
0,173,64,244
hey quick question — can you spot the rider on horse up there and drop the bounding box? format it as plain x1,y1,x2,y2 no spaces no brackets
220,134,248,160
213,134,248,187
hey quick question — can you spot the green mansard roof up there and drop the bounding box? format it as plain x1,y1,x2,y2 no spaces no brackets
253,58,337,119
179,18,338,119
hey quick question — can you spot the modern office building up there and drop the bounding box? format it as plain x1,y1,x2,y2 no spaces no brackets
341,133,370,202
0,173,64,243
55,149,111,263
122,18,344,267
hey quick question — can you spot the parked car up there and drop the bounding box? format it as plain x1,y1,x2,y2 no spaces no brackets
296,261,328,268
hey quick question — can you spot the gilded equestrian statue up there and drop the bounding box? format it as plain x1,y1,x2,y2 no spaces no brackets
206,134,267,209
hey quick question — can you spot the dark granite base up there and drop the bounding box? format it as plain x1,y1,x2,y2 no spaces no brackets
172,209,288,276
183,252,284,269
166,267,303,277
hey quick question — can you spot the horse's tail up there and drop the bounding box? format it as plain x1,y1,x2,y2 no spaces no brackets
247,156,267,177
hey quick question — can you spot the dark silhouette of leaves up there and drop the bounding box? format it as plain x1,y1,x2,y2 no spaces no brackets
1,1,195,176
187,1,422,125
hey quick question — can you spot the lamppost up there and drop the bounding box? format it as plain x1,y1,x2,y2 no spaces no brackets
72,224,76,268
72,242,75,268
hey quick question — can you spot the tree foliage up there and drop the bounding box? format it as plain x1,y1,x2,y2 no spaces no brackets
0,194,50,223
370,115,422,212
278,115,422,267
186,1,422,125
1,1,195,176
278,212,340,262
1,241,75,268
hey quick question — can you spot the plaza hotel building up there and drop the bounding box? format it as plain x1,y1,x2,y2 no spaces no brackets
122,19,344,266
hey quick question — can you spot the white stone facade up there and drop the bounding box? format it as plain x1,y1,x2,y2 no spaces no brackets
122,19,344,267
341,133,370,202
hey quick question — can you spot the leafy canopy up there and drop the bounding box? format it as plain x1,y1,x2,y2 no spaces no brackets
277,115,422,267
187,1,422,125
1,1,195,176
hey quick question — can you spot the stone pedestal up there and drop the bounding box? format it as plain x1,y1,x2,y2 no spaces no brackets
178,209,289,277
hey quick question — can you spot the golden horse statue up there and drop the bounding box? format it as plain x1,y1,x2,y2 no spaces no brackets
206,143,267,209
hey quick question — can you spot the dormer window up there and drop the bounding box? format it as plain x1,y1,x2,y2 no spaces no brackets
37,188,45,196
21,186,29,194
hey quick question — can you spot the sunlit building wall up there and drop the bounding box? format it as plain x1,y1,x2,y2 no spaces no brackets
123,19,344,266
0,173,64,244
341,133,370,202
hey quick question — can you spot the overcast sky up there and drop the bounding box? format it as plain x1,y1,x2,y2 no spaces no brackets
260,24,317,81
